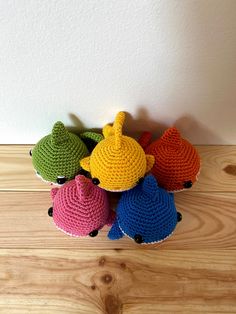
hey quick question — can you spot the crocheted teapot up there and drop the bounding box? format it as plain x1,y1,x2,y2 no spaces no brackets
108,175,182,244
80,112,155,192
48,175,115,237
139,128,200,192
30,121,103,185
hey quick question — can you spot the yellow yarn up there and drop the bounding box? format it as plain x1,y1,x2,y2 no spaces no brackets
80,112,155,192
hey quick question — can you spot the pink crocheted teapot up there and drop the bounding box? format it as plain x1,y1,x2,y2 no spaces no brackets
48,175,115,237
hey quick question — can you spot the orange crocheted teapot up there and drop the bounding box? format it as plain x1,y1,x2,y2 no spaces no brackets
139,127,200,192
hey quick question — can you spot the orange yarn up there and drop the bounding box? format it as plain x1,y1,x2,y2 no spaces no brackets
139,128,200,192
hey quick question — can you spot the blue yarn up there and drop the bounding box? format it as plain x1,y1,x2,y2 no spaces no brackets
108,219,124,240
108,175,180,244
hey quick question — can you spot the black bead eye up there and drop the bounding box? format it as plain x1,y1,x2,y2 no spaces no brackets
134,234,143,244
48,207,53,217
183,181,192,189
177,212,182,222
92,178,100,185
89,230,98,237
137,177,144,185
29,149,32,156
56,177,67,185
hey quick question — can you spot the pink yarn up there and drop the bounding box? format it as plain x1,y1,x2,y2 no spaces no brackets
50,175,115,237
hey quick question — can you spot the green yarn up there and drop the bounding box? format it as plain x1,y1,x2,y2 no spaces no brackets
80,131,104,144
32,121,103,184
51,121,70,145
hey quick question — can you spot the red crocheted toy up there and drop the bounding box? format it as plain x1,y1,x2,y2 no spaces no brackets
139,127,200,192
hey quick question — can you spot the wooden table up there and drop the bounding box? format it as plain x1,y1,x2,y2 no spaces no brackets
0,145,235,313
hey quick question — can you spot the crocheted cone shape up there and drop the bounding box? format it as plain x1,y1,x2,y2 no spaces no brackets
80,112,155,192
108,175,181,244
50,175,115,237
31,121,102,184
139,128,201,192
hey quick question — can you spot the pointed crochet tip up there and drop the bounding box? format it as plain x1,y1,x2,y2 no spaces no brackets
75,175,93,199
115,111,125,126
161,127,182,148
142,175,158,196
114,112,125,149
51,121,70,146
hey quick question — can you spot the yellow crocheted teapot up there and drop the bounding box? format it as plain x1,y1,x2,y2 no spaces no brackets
80,112,154,191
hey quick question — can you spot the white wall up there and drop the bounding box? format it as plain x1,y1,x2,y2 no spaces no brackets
0,0,235,144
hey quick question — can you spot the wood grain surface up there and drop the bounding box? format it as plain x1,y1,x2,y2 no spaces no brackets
0,249,235,313
0,145,236,313
0,191,235,250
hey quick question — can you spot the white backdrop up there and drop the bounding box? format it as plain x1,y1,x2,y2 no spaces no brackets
0,0,235,144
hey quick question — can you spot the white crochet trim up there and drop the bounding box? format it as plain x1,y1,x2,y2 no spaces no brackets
170,167,201,193
105,188,131,192
35,171,50,183
54,224,90,237
118,222,175,245
35,170,64,186
103,186,134,193
101,182,139,192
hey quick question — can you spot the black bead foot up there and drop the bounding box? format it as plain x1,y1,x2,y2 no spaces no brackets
183,181,193,189
48,207,53,217
177,212,182,222
56,177,67,185
92,178,100,185
134,234,143,244
89,230,98,237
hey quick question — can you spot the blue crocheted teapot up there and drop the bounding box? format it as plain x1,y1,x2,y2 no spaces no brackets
108,175,182,244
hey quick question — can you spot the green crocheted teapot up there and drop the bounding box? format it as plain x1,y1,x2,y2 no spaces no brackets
30,121,103,185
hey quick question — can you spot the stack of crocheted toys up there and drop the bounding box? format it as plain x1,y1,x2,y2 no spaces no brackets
30,111,200,245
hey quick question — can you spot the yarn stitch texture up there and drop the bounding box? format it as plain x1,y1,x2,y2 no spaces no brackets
80,112,155,192
108,175,179,244
51,175,115,237
139,128,201,192
31,121,103,184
